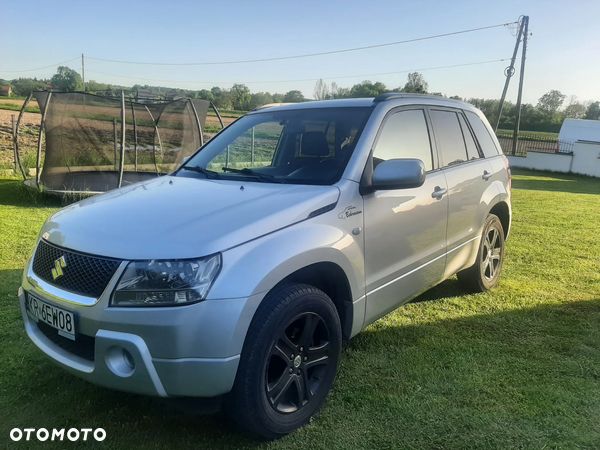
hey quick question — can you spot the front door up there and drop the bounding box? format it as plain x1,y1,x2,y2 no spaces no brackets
363,108,448,324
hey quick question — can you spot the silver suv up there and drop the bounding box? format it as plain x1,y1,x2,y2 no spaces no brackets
19,94,511,438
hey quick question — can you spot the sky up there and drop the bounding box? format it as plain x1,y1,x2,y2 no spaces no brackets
2,0,600,104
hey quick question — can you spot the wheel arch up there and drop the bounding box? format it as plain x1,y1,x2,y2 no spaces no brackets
489,200,511,239
270,262,354,342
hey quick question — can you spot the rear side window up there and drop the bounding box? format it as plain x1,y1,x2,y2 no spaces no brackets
429,110,468,167
373,109,433,171
465,111,500,157
458,114,481,160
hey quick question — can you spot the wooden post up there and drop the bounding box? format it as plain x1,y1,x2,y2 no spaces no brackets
36,91,52,189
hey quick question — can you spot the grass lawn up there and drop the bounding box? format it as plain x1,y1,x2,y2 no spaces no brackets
0,169,599,449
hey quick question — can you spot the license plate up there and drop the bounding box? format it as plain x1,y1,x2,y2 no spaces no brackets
26,294,76,340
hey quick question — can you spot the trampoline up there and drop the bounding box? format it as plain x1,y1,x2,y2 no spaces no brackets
15,91,224,195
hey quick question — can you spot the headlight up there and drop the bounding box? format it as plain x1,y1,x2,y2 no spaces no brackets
111,254,221,307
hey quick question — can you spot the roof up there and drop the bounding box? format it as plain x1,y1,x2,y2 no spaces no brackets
249,93,477,114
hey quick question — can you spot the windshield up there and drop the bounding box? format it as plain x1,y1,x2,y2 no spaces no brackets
178,107,371,185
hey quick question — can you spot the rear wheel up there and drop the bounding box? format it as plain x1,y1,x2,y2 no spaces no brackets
227,283,342,439
457,214,505,292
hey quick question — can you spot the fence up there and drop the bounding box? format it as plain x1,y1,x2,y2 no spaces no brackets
495,130,574,156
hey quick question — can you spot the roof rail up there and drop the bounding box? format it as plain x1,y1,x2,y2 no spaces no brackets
373,92,446,103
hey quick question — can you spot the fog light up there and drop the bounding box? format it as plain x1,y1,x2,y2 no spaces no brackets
105,346,135,377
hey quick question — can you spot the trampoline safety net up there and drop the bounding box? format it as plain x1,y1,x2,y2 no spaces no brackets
33,92,210,193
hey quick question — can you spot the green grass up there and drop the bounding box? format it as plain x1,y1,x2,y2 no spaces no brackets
496,129,560,141
0,170,599,448
0,102,40,114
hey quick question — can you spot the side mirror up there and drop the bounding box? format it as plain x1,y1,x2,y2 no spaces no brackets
371,158,426,190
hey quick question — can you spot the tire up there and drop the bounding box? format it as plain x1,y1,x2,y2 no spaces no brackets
457,214,505,292
226,283,342,439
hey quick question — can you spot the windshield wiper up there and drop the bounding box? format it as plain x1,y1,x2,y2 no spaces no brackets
221,167,284,183
181,166,221,179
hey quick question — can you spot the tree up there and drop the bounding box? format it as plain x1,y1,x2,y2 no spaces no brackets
11,77,48,96
230,84,251,110
402,72,428,94
249,92,273,109
585,101,600,120
314,79,330,100
50,66,83,91
537,90,566,114
349,80,387,98
283,90,304,103
564,101,587,119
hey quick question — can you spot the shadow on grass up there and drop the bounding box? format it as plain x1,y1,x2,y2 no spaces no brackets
0,179,64,208
411,277,467,304
511,169,600,195
5,255,599,449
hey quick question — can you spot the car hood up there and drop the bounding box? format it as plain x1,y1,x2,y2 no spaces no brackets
41,176,340,260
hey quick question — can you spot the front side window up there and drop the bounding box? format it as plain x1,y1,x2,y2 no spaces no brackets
373,109,433,171
430,110,468,167
180,107,371,185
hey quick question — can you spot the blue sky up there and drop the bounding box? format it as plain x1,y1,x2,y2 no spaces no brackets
2,0,599,103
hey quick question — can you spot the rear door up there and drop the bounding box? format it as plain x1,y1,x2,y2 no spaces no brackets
363,107,448,324
428,108,493,278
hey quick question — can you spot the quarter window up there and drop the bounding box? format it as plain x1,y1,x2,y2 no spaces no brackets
465,110,501,157
373,109,433,171
458,114,481,160
430,110,468,167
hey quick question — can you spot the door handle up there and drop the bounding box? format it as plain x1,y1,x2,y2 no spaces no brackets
482,170,492,181
431,186,447,199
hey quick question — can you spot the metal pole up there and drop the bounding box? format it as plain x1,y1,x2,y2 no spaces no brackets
36,91,52,189
131,101,138,171
144,105,162,174
11,114,17,174
226,145,230,167
188,98,204,146
13,92,32,179
113,118,118,171
251,126,255,164
511,16,529,156
81,53,85,92
495,18,525,131
118,90,126,188
211,102,225,129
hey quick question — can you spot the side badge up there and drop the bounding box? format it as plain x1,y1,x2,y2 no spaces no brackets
338,205,362,219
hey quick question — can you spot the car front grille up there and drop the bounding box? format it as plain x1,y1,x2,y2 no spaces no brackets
32,240,122,298
36,321,95,362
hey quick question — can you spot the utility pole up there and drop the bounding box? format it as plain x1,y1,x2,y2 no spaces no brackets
495,18,525,131
81,53,85,92
511,15,529,156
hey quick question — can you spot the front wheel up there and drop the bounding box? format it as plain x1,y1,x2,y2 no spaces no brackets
457,214,506,292
227,283,342,439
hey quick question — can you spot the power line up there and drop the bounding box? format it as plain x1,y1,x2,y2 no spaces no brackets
87,21,517,66
2,57,80,73
87,57,514,87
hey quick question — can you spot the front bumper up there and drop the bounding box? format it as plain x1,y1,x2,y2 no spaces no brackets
19,263,262,398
